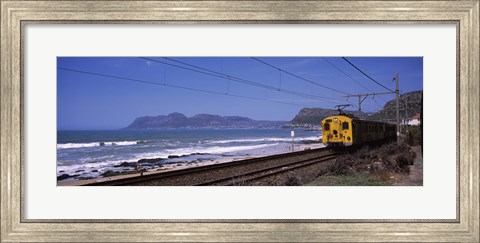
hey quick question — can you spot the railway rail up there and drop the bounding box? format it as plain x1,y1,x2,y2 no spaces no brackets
197,152,337,186
84,147,336,186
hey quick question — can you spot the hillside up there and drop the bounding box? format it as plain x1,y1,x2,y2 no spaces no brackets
286,90,422,127
285,108,370,128
126,91,422,129
125,113,286,129
368,91,422,121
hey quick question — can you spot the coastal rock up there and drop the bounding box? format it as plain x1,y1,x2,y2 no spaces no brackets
101,170,136,177
192,152,209,155
114,162,137,167
137,158,164,163
57,174,78,181
167,153,208,159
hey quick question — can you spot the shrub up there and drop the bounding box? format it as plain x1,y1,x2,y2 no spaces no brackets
285,175,303,186
328,143,416,177
395,154,411,173
406,126,423,146
329,159,353,175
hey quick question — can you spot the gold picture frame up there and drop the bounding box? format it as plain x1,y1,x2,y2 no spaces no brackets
1,0,478,242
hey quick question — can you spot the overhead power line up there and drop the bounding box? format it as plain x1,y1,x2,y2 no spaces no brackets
58,67,308,107
140,57,339,104
343,91,395,112
321,57,373,93
371,96,385,109
341,57,395,93
321,57,389,105
250,57,351,95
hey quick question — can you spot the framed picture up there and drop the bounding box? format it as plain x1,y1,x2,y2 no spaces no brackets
1,0,478,242
55,56,423,187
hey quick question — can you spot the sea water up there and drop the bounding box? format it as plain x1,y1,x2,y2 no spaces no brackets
57,129,323,181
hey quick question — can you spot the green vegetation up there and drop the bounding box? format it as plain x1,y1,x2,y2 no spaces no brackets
330,143,415,174
305,143,416,186
305,171,391,186
404,126,422,146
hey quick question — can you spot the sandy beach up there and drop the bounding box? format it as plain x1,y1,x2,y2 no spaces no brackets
57,142,324,186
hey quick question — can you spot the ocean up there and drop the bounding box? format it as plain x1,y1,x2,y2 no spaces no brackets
57,129,323,181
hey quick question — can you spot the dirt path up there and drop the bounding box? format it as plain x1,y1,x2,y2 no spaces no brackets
393,146,423,186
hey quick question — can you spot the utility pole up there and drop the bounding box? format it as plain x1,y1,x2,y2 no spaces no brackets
291,130,295,152
358,95,362,111
405,97,408,134
395,73,401,144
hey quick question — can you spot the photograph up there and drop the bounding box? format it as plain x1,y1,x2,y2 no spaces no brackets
56,56,423,186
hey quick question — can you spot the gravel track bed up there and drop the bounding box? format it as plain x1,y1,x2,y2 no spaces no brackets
203,154,336,186
248,158,336,186
86,148,331,186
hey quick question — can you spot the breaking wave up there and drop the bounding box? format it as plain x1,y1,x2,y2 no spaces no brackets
57,141,144,149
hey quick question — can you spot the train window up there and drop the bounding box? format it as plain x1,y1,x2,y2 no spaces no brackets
326,119,332,123
324,123,330,131
342,122,349,130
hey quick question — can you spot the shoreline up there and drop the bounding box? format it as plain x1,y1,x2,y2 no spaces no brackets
57,142,325,186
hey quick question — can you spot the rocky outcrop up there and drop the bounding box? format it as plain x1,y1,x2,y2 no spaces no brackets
286,108,369,127
368,91,422,121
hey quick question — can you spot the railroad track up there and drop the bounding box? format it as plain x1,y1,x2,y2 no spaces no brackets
196,153,337,186
84,147,335,186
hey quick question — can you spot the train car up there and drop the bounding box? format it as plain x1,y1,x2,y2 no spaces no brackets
321,114,396,147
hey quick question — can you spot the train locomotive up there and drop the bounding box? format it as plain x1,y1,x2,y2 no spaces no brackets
321,113,396,147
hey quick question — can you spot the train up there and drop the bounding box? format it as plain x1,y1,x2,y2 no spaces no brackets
321,114,396,147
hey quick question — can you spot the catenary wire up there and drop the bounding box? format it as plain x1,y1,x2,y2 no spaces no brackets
58,67,315,108
250,57,351,95
320,57,389,108
141,57,340,104
341,57,395,92
321,57,374,93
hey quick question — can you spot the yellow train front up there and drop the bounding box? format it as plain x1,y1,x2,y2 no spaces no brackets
321,115,396,147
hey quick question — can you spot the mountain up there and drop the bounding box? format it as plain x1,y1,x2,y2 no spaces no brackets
286,108,370,128
126,91,422,129
125,112,286,129
367,90,422,122
285,90,422,127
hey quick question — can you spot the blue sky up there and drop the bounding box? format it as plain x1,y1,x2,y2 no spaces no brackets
57,57,423,130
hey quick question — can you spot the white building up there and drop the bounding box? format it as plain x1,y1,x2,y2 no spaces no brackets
407,113,421,126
